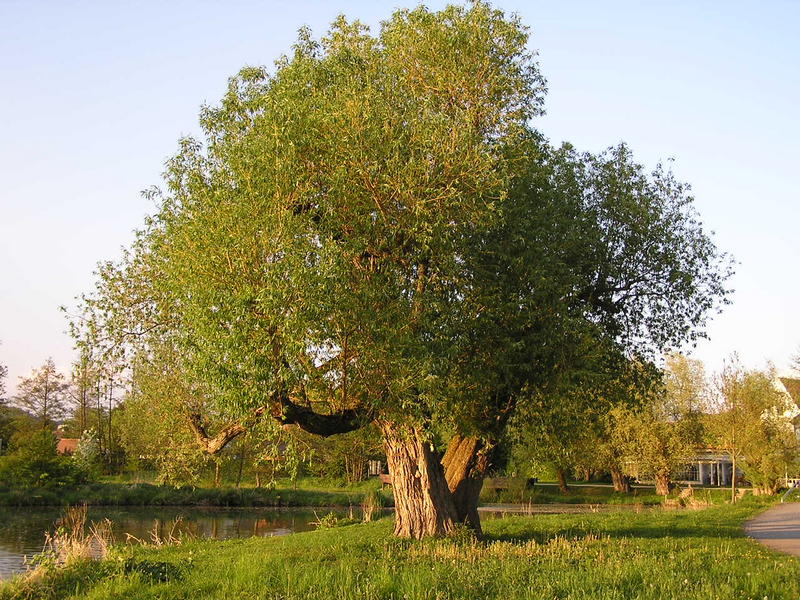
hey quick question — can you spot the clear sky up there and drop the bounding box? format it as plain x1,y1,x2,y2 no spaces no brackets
1,1,798,395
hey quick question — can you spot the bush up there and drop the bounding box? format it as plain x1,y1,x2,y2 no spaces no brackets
71,429,103,479
0,430,89,488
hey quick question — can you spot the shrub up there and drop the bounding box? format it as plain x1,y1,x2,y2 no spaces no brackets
0,430,88,488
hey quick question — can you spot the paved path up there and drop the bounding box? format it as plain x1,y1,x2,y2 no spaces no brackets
745,502,800,556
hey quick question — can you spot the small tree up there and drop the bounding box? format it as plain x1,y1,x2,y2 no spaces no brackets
13,358,70,428
69,351,97,436
712,362,799,496
627,408,696,495
72,428,103,479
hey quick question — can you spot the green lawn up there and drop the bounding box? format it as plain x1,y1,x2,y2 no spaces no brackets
3,497,797,599
481,482,734,506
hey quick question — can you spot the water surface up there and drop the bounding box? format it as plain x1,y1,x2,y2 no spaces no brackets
0,506,363,580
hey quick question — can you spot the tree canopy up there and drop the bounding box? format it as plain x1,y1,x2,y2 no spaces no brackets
71,2,731,538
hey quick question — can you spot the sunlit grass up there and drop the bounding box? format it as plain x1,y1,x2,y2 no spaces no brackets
2,497,797,599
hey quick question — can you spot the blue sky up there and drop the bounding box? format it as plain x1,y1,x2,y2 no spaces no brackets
1,1,798,393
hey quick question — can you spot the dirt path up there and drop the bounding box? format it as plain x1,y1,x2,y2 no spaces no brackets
745,502,800,556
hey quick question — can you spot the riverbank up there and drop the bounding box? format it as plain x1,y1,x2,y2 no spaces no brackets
0,476,733,508
3,497,797,599
0,482,389,508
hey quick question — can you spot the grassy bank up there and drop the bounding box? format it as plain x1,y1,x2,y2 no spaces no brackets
3,497,798,599
0,474,726,509
481,483,734,506
0,480,389,508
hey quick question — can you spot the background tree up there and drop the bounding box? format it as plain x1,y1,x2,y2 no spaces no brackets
711,361,799,496
0,353,7,404
663,354,709,416
115,350,220,485
508,351,659,494
596,406,638,493
13,358,69,428
624,404,696,496
0,351,9,453
610,356,709,496
299,425,383,484
68,351,97,437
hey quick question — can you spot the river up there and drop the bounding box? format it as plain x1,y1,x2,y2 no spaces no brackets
0,506,372,580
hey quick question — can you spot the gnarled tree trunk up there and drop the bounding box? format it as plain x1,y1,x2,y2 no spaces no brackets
441,434,492,535
382,422,458,538
610,467,632,493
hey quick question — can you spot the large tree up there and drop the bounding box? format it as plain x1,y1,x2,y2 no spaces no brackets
73,3,730,538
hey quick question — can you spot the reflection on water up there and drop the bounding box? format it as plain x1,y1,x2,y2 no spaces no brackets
0,506,370,580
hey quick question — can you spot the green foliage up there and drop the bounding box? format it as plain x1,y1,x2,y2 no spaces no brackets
0,407,31,456
711,362,800,495
114,359,209,487
507,353,658,483
299,425,383,483
71,428,103,478
72,2,549,431
0,430,87,488
72,1,730,447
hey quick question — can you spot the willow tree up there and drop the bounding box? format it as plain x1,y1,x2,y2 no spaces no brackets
74,3,730,538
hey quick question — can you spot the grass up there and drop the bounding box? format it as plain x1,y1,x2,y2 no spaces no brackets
2,496,798,599
0,472,747,512
481,482,733,506
0,479,390,508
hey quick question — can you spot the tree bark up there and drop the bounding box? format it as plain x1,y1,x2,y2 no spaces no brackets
381,422,458,539
610,467,632,493
556,468,569,493
655,472,671,496
441,434,491,535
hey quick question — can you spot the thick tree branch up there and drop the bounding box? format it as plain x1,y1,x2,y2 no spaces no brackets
186,392,368,455
272,395,368,437
186,410,261,455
